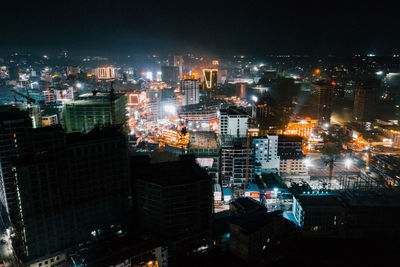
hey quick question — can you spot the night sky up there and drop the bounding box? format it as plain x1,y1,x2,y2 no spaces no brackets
1,0,399,56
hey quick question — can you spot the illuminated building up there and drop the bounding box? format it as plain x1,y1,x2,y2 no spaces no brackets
63,92,127,133
236,82,246,98
54,87,74,101
179,107,218,123
161,128,189,148
203,69,218,89
311,81,333,127
219,107,249,137
144,98,178,121
66,66,80,76
95,66,115,80
180,78,199,106
41,114,58,127
353,78,376,123
126,91,146,106
183,72,199,80
253,136,280,174
283,119,317,139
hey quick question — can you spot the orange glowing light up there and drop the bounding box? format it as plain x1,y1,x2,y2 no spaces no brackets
314,69,321,75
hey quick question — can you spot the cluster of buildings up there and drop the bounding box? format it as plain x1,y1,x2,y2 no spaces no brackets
2,51,400,265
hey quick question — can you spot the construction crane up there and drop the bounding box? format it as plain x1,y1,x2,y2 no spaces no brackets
11,89,36,104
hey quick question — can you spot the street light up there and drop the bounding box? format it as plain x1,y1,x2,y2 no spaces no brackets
252,95,258,102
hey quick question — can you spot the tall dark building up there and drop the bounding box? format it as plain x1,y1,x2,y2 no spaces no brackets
0,108,32,224
277,135,304,158
161,65,180,86
312,81,334,127
353,78,376,123
8,126,130,263
135,155,212,264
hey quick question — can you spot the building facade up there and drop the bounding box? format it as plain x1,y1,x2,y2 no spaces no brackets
63,92,127,133
181,79,200,106
219,107,248,137
253,135,280,174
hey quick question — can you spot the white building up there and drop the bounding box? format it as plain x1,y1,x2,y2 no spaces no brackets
253,135,280,174
95,66,115,80
181,79,199,106
219,107,248,137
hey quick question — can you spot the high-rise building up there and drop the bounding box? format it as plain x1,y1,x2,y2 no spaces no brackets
236,83,246,98
353,78,376,123
95,66,115,80
221,136,255,186
63,92,127,133
219,107,249,137
0,108,32,217
135,155,212,264
9,126,130,263
203,69,218,90
253,135,280,174
311,81,333,127
161,66,180,86
180,79,200,106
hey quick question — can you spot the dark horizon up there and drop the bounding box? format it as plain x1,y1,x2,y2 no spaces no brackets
1,1,400,57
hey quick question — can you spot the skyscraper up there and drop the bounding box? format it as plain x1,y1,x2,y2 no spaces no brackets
0,108,32,217
180,78,200,106
311,81,333,127
353,77,377,123
9,126,130,263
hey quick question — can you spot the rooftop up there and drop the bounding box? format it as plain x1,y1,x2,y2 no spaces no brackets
136,155,211,186
296,194,346,208
189,131,218,148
